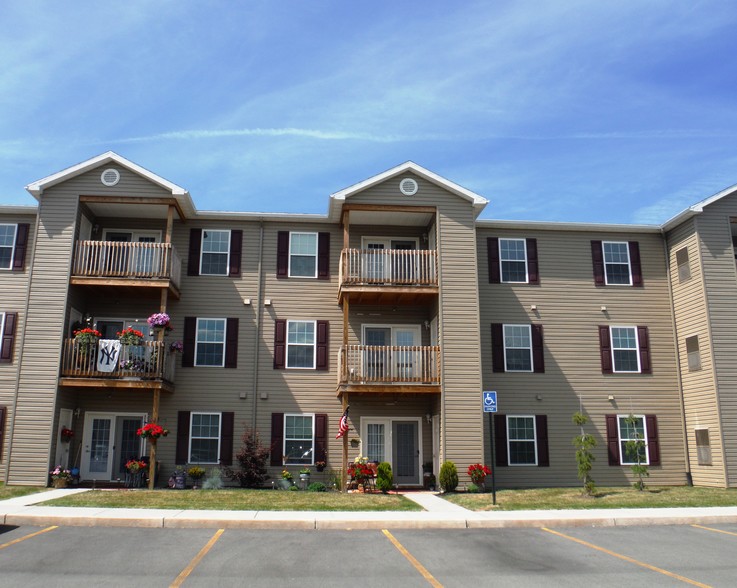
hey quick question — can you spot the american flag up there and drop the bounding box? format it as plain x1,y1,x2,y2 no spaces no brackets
335,406,350,439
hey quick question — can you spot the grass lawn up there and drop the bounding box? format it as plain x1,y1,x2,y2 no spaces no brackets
44,489,423,511
0,482,47,501
443,486,737,511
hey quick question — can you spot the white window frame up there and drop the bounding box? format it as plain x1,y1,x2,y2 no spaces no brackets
503,324,533,372
610,326,640,373
283,413,315,465
199,229,231,276
194,317,227,367
617,414,649,466
286,320,316,369
499,238,528,283
288,232,318,278
189,412,222,464
507,415,538,466
0,312,5,345
0,224,18,271
602,241,632,286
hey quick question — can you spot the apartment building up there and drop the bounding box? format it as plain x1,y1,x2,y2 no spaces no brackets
1,151,735,488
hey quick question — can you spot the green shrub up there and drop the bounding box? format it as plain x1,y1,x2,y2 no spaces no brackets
467,483,481,493
439,461,458,493
288,484,300,491
307,482,327,492
376,462,393,493
202,468,223,490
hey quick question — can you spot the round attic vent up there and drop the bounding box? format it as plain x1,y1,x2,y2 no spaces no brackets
101,168,120,186
399,177,418,196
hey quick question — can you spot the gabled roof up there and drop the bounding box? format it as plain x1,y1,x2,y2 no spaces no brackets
662,182,737,231
25,151,190,198
329,161,488,219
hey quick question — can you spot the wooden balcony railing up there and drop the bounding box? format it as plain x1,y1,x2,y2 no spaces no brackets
60,339,176,382
339,345,440,385
72,240,182,287
340,249,438,286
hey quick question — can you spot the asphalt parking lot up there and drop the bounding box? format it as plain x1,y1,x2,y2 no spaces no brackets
1,523,736,587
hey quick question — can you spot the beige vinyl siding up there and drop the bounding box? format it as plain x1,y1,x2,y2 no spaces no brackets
0,212,36,470
691,196,737,486
478,227,686,488
666,219,725,487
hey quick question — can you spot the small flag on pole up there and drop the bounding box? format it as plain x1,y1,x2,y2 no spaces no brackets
336,406,350,439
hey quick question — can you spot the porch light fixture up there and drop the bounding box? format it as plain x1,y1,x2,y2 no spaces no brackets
426,413,431,423
600,306,607,312
608,395,615,402
530,304,537,311
264,299,272,306
73,408,81,418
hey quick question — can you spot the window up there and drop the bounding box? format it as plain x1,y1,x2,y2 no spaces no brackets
289,232,318,277
487,237,539,284
0,225,16,270
491,323,544,373
284,414,314,465
287,320,316,368
599,325,651,374
200,230,230,275
0,312,17,364
189,413,221,463
686,335,701,371
695,428,712,466
591,240,642,286
617,415,648,465
195,318,226,367
676,247,691,282
494,414,549,467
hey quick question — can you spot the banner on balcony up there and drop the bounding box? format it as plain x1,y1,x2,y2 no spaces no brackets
97,339,121,373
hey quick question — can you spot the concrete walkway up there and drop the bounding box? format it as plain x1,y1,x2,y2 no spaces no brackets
2,489,737,530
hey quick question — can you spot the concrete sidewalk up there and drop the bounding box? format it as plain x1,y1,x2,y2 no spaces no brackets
2,489,737,530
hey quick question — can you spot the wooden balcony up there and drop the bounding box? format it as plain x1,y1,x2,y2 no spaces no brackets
337,345,441,396
59,339,176,392
70,240,182,298
339,249,438,305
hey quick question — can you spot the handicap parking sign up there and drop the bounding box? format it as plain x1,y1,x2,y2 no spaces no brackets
483,391,497,413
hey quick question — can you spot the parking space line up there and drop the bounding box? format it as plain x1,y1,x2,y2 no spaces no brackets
0,526,58,550
382,529,443,588
541,528,711,587
692,524,737,537
170,528,225,588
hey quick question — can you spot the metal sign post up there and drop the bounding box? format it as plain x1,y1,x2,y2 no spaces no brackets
483,391,497,506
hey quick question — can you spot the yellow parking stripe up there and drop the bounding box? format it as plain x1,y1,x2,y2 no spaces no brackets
0,526,58,550
382,529,443,588
170,528,224,588
692,524,737,537
541,527,711,588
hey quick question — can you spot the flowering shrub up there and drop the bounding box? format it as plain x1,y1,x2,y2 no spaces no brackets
147,313,172,330
60,427,74,441
136,423,169,439
169,340,184,353
125,459,147,473
467,463,492,485
117,327,144,345
188,466,206,479
50,465,72,481
281,469,293,480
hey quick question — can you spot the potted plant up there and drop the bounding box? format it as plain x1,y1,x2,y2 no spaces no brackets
350,438,360,448
74,328,101,365
117,327,144,345
299,467,311,483
188,466,206,489
169,340,184,353
49,465,73,488
315,460,326,472
136,423,169,440
60,427,74,443
467,463,492,490
147,312,172,334
278,469,293,490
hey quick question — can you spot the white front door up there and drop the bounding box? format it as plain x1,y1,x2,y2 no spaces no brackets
81,412,145,480
361,417,423,486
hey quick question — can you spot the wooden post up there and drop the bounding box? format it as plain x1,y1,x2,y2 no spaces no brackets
341,394,349,492
148,287,169,489
165,205,174,244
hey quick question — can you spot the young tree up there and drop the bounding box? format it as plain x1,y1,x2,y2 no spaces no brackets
624,414,649,491
572,411,597,496
225,427,270,488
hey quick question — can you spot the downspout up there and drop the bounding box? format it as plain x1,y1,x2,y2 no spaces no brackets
662,227,692,485
251,220,265,429
3,211,41,484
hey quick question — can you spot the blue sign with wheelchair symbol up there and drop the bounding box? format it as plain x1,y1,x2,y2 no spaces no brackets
483,391,497,413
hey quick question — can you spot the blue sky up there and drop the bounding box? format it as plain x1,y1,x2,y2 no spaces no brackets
2,1,737,224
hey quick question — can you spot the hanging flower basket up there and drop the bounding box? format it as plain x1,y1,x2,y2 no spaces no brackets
147,313,173,334
60,427,74,442
136,423,170,440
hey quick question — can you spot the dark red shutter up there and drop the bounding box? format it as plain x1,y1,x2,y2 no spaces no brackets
535,415,549,467
270,413,284,466
175,411,191,464
229,230,243,277
645,415,660,465
606,414,620,465
638,326,651,374
12,224,29,271
0,406,6,458
487,238,500,283
494,414,508,467
629,241,643,287
315,413,328,463
491,323,504,372
0,312,18,364
591,240,604,286
599,326,612,374
532,324,545,373
274,320,286,369
526,238,539,284
219,412,235,466
187,229,202,276
317,232,330,280
182,317,196,367
225,318,239,368
276,231,289,278
316,320,329,370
